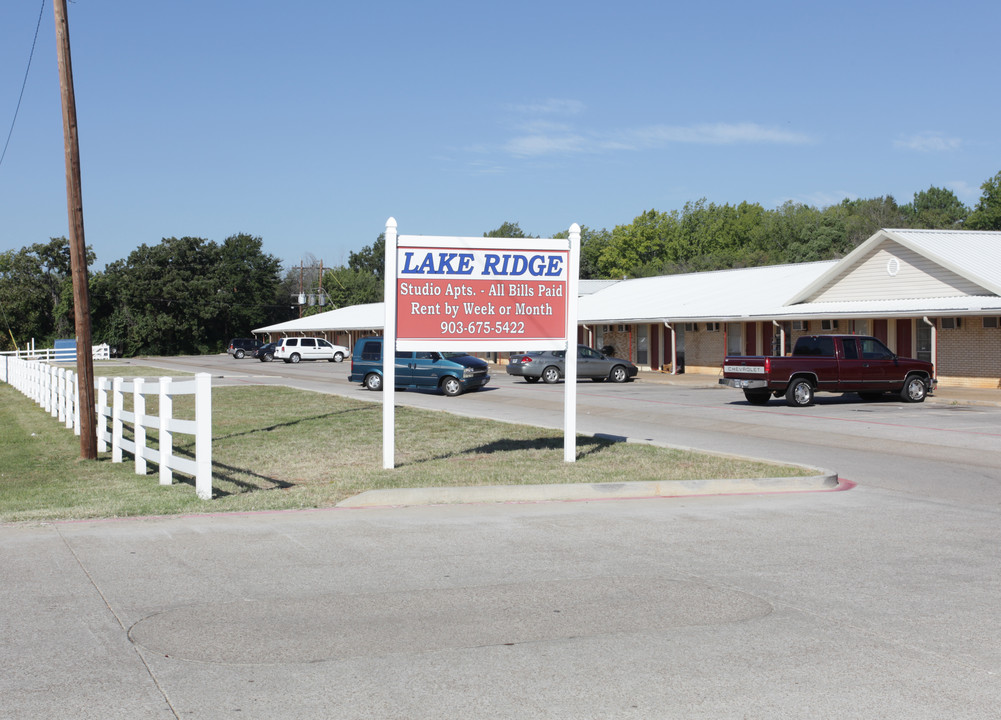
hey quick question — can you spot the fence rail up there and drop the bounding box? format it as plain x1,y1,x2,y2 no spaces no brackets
0,355,213,499
0,343,111,362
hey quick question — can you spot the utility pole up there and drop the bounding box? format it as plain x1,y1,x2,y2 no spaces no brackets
53,0,97,459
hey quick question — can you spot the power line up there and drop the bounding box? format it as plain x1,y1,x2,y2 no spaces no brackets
0,0,47,170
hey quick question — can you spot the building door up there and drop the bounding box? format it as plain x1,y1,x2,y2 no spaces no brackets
650,325,660,369
636,325,649,366
745,323,756,356
896,319,913,357
916,323,933,363
674,326,686,372
873,319,888,344
727,323,742,356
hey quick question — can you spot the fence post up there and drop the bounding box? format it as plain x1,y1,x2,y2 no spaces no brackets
45,366,54,416
159,377,173,486
65,368,75,431
96,376,108,452
134,378,147,475
194,372,212,500
112,377,123,463
58,366,66,422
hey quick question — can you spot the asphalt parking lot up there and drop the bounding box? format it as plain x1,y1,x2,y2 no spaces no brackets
4,356,1000,719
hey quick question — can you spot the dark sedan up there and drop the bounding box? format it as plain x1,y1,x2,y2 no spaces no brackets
507,345,638,384
253,342,278,362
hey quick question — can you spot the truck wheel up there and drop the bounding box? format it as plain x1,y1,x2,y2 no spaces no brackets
542,366,561,384
440,376,462,397
364,373,382,391
785,378,814,407
234,349,245,359
900,375,927,403
743,389,770,405
333,351,344,362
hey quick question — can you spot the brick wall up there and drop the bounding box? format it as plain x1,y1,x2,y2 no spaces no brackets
683,325,725,373
935,320,1001,388
681,317,1001,388
597,329,632,359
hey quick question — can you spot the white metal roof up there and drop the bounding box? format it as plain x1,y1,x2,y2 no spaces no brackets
578,261,836,323
788,228,1001,304
252,230,1001,334
253,302,384,335
760,296,1001,320
579,279,621,295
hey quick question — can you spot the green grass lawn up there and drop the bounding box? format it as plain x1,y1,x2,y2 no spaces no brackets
0,378,813,523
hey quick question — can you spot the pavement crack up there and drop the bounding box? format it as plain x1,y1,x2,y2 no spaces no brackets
56,525,182,720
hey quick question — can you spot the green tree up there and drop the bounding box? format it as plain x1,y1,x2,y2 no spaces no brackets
483,221,530,238
551,225,611,279
902,186,969,228
348,234,386,283
838,196,906,250
755,202,848,264
321,265,383,308
0,238,94,351
214,233,285,338
672,199,768,272
597,209,678,278
92,234,282,356
965,171,1001,230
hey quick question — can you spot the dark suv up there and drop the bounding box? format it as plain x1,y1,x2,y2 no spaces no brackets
227,337,263,359
348,336,490,396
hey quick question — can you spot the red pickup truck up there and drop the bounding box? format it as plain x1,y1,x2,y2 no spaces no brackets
719,334,936,407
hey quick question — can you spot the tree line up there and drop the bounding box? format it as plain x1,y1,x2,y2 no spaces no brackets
2,171,999,356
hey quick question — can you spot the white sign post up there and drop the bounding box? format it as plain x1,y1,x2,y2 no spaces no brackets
382,219,580,468
382,218,398,469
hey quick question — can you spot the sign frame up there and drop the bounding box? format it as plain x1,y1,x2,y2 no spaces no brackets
382,219,581,468
394,235,573,351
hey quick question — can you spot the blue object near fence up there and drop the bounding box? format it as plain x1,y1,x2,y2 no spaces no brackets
54,339,76,361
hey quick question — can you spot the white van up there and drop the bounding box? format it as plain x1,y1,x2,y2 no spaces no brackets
274,337,349,364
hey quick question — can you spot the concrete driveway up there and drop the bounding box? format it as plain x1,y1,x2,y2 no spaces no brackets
4,356,1000,718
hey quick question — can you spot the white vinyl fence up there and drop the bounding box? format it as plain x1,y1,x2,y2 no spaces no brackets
0,342,111,362
0,355,213,500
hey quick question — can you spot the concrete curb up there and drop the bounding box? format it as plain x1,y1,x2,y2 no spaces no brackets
336,472,842,508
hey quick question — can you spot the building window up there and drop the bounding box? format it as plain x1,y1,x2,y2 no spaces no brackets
941,317,961,329
705,322,720,332
820,319,839,331
983,317,999,329
792,320,807,331
683,323,697,332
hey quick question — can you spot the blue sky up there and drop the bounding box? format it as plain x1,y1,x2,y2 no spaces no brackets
2,0,999,270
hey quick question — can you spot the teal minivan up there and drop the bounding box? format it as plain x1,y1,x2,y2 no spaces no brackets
348,337,490,396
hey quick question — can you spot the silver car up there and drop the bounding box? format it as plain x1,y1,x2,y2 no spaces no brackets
506,345,638,384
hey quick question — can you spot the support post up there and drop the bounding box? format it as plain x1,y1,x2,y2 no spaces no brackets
383,218,398,469
159,377,173,485
194,372,212,499
111,377,123,463
564,223,581,463
96,376,108,452
134,378,146,475
53,0,97,458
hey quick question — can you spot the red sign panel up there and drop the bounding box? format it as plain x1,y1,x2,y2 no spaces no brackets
394,241,570,350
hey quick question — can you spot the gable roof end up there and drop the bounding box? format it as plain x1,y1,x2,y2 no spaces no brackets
785,228,1001,305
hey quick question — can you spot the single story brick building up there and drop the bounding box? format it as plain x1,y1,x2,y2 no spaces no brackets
255,229,1001,389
